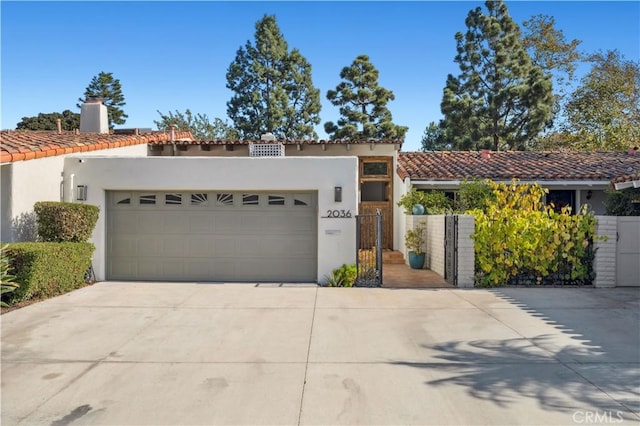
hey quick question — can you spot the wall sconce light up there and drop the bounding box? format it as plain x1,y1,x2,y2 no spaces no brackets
334,186,342,203
586,190,593,200
77,185,88,201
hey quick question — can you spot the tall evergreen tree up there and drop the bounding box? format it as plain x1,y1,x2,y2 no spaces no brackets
522,14,582,129
16,110,80,131
324,54,407,140
420,121,451,151
226,15,321,140
440,1,553,151
77,71,127,128
564,50,640,150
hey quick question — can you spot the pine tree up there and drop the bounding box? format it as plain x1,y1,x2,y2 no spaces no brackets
77,72,127,128
420,121,451,151
440,1,553,151
226,15,321,140
522,14,582,130
324,54,407,140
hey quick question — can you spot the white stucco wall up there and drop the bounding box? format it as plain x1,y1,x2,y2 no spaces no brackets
1,144,148,242
63,156,358,282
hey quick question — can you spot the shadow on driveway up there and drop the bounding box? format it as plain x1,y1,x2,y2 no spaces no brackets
392,288,640,420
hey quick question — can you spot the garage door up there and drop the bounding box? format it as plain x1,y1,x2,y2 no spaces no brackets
617,217,640,286
107,191,317,282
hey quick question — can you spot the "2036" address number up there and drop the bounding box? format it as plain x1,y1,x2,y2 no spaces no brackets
323,209,352,218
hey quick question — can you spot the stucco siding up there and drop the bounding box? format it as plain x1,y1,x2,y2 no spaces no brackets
63,156,358,282
1,144,148,242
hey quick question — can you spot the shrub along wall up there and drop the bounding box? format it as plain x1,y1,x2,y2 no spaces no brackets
5,242,95,303
469,180,598,287
34,202,99,242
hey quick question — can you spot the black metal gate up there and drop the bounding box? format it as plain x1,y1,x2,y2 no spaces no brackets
355,210,383,287
445,215,458,286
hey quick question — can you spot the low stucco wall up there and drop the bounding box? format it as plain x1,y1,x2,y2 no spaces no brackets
63,156,359,282
1,144,147,242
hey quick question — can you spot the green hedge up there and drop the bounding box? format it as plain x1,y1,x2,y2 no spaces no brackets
605,188,640,216
4,242,94,303
34,202,99,242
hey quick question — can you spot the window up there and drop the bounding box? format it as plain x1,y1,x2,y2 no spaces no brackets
294,193,311,206
139,194,156,205
216,193,234,206
191,193,208,206
268,195,286,206
114,193,131,205
547,190,575,214
361,181,388,202
165,193,182,205
362,162,388,176
243,194,259,205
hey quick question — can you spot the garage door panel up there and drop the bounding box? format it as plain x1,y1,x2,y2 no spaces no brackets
107,191,317,282
111,237,138,257
187,237,211,256
211,237,238,257
109,259,137,280
162,239,187,257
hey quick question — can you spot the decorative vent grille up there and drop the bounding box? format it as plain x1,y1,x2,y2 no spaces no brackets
249,143,285,157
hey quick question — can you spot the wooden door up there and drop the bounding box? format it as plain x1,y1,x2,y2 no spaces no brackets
359,157,393,249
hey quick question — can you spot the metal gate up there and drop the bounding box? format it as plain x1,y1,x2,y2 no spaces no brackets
355,210,383,287
445,215,458,286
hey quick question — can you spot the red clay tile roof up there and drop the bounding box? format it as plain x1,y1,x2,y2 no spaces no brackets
611,172,640,187
1,130,193,163
148,138,402,146
397,151,640,182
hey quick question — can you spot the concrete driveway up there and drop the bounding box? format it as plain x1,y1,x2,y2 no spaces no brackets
2,283,639,426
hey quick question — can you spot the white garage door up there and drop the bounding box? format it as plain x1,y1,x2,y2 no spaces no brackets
107,191,317,282
617,217,640,287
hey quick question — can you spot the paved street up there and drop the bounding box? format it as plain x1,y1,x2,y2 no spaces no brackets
2,283,639,425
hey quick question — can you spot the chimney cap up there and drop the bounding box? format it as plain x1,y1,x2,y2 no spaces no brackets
84,96,104,104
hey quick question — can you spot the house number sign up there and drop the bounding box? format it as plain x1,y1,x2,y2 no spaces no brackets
322,209,352,218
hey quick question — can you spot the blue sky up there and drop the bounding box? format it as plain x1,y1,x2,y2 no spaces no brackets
2,1,639,151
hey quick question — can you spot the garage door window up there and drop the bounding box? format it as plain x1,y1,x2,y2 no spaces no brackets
140,194,156,205
165,193,183,205
294,193,311,206
268,195,285,206
191,193,208,206
114,193,132,205
216,193,234,206
243,194,259,205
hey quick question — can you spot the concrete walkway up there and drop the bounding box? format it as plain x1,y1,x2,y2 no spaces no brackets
2,283,639,425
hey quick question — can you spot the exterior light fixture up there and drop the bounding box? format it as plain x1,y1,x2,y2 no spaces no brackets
586,190,593,200
77,185,88,201
334,186,342,203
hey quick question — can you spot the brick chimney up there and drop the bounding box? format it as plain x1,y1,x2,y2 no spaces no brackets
628,147,638,156
79,98,109,134
481,149,491,160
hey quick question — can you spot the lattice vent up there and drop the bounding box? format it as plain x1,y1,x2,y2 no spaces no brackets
249,143,285,157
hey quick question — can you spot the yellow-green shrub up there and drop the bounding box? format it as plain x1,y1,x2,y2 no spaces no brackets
470,180,598,286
